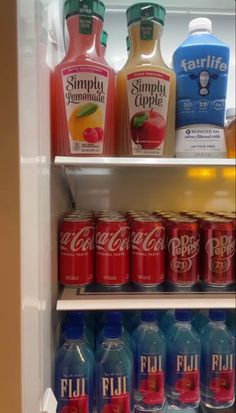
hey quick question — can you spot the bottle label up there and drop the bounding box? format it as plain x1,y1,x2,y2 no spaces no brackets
175,125,226,157
62,65,109,154
137,354,165,407
126,70,170,155
206,353,235,403
100,375,131,413
167,353,200,404
79,0,93,35
57,376,89,413
173,47,229,157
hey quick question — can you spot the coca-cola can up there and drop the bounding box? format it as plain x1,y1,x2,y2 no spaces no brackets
59,217,94,286
131,217,165,286
95,218,130,286
167,218,200,286
200,217,235,286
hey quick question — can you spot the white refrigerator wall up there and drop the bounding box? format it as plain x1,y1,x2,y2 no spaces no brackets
18,0,235,412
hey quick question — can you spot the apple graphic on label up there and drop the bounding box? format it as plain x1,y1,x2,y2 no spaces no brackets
131,110,166,150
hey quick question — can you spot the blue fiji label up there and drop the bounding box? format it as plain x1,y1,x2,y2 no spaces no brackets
173,44,229,157
203,352,235,404
57,376,89,413
100,375,131,413
168,353,200,405
136,354,165,406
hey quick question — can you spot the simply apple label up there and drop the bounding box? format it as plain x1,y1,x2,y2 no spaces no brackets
62,65,109,154
127,71,170,155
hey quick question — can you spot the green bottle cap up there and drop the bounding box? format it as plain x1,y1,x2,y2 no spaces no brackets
100,30,108,47
126,35,131,51
126,2,166,27
65,0,105,21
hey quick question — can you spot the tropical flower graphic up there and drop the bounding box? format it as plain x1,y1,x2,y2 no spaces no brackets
209,370,234,402
60,394,88,413
102,393,130,413
139,371,164,405
175,370,200,404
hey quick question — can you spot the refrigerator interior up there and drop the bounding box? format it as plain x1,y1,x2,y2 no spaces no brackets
17,0,235,412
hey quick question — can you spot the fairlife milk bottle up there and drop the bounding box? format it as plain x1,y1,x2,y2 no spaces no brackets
173,18,230,157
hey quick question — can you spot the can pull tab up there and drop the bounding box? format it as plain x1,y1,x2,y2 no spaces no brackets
40,388,57,413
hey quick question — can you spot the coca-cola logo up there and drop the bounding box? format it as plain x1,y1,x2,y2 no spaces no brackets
206,236,235,258
96,226,130,253
131,227,165,253
170,258,192,273
168,235,200,258
60,226,94,253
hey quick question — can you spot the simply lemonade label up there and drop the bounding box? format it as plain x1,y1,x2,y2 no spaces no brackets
62,65,109,154
127,71,170,155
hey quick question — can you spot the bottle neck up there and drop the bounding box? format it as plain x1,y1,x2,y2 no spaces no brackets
65,15,103,60
128,21,163,60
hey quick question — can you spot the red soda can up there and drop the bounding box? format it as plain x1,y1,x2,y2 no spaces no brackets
131,217,165,286
167,217,200,286
200,217,235,286
59,217,94,286
95,217,130,286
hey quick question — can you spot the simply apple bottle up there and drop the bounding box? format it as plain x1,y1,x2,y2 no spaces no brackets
52,0,115,156
116,3,176,156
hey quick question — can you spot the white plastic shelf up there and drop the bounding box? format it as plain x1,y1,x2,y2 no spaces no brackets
57,288,236,311
55,157,235,167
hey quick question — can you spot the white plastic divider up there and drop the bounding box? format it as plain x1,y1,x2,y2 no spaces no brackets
57,288,236,310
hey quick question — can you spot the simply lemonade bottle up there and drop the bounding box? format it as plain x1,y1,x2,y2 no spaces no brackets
116,3,176,157
52,0,115,156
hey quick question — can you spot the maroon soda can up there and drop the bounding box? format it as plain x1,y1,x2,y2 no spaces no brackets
200,217,235,287
95,217,130,286
59,217,94,286
167,217,200,286
131,217,165,286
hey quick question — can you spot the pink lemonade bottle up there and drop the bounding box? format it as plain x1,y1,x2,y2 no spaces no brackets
52,0,115,156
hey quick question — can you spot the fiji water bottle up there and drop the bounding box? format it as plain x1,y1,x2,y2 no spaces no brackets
159,310,175,334
166,310,201,409
201,310,235,409
55,322,94,413
96,311,134,353
95,316,133,413
173,18,230,158
133,310,166,412
192,310,209,335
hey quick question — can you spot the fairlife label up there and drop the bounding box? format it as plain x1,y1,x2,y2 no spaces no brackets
175,125,226,157
62,65,109,154
127,71,170,156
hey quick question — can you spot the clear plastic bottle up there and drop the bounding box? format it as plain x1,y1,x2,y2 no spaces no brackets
116,2,176,157
95,316,133,412
201,310,235,409
225,108,236,158
132,310,166,412
166,310,201,409
54,322,95,413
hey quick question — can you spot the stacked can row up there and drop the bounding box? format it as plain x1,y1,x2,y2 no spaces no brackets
58,209,236,288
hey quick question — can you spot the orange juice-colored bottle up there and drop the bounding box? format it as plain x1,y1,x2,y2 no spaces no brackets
116,3,176,156
225,108,236,158
52,0,115,156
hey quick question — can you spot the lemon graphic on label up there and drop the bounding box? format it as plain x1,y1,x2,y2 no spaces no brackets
69,103,103,141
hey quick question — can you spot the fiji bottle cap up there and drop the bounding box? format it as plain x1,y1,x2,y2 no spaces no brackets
141,310,157,322
104,324,122,339
189,17,212,34
209,310,226,321
65,323,84,340
175,310,192,322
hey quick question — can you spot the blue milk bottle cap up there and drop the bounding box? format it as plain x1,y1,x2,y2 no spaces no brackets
141,310,157,322
175,310,192,322
209,310,225,321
